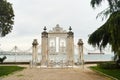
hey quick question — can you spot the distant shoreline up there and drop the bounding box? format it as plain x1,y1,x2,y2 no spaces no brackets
0,61,112,65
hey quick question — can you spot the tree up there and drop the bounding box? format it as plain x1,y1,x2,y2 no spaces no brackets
88,0,120,65
91,0,120,19
0,56,7,63
0,0,14,37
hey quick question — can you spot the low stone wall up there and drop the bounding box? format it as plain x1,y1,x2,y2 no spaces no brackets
0,61,111,65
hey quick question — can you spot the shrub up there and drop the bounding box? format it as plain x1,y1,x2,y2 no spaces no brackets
97,62,120,69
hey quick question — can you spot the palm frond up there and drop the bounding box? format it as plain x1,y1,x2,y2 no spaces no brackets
88,11,120,56
96,7,111,20
91,0,104,8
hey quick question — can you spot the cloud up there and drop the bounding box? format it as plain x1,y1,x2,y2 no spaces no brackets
1,0,108,50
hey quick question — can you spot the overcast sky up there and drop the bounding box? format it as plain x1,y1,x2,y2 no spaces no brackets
0,0,108,50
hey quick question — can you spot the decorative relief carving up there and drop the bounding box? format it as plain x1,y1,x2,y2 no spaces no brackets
49,24,66,33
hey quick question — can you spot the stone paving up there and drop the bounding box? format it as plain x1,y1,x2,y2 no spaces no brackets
1,64,112,80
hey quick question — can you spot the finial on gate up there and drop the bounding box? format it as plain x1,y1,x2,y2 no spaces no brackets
69,26,72,31
43,26,47,31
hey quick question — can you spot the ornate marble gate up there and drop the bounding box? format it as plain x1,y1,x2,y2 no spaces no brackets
41,24,74,67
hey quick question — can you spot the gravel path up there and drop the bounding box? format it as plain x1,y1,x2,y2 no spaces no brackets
1,64,112,80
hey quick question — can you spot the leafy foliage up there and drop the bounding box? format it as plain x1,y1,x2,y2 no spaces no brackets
97,62,120,69
88,11,120,54
91,0,103,7
89,0,120,63
91,0,120,19
0,0,14,37
91,0,120,11
0,56,7,63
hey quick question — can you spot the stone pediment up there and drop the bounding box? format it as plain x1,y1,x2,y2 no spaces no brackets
49,24,66,33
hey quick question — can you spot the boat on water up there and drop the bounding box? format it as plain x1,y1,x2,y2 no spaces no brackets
88,52,105,55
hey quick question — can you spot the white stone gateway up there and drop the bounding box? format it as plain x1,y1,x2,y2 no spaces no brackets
41,24,74,67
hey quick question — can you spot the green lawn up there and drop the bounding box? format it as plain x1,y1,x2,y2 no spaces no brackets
0,66,25,77
90,66,120,80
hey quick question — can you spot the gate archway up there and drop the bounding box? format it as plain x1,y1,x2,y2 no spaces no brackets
41,24,74,67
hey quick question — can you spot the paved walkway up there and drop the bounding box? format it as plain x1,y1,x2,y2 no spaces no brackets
1,64,112,80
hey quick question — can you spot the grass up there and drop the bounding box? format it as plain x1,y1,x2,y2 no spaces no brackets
0,66,25,77
90,66,120,80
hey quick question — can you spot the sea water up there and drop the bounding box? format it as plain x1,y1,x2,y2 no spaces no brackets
0,53,114,62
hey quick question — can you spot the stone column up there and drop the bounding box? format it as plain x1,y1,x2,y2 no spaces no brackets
67,26,74,66
77,39,84,68
78,42,81,63
41,26,48,66
32,39,39,67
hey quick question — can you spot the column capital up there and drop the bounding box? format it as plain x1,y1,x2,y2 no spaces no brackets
67,26,74,38
42,31,48,38
77,39,84,46
67,31,74,38
32,39,39,46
